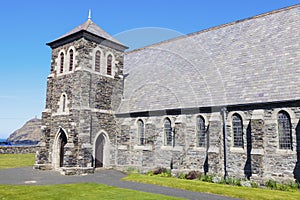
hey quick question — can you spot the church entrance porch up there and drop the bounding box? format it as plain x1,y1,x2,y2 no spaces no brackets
52,128,67,170
95,134,104,167
94,132,110,168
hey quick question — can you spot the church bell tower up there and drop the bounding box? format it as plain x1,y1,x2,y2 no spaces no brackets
34,12,127,175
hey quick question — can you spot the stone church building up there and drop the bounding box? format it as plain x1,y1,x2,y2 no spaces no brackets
35,4,300,182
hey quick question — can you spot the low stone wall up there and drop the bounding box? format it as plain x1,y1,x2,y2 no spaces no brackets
0,146,38,154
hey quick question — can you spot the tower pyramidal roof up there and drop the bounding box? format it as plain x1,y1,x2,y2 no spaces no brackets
47,11,126,49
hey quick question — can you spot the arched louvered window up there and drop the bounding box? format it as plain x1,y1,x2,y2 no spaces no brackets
197,116,206,147
95,50,101,72
232,114,243,147
60,52,64,73
137,120,145,145
164,118,173,146
278,111,292,150
69,49,74,71
62,94,66,112
107,54,112,75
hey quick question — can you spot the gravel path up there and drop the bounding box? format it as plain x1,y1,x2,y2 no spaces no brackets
0,167,239,200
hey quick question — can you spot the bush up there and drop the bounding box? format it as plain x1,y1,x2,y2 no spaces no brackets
287,181,300,190
265,179,300,191
146,171,154,176
156,170,172,177
186,171,201,180
250,181,259,188
177,173,187,179
226,177,241,186
265,179,277,190
152,167,168,175
198,174,214,182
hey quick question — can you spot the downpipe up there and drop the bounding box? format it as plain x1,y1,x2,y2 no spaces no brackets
221,107,228,180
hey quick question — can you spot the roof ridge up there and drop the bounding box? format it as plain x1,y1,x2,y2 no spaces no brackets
126,3,300,54
83,19,92,30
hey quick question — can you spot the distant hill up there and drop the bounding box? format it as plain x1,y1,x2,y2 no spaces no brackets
6,118,42,145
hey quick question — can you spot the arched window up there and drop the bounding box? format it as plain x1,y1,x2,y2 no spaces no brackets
278,111,292,149
69,49,74,71
232,114,243,147
197,116,206,147
164,118,173,146
60,52,64,73
107,54,112,75
95,50,101,72
62,94,66,112
137,120,145,145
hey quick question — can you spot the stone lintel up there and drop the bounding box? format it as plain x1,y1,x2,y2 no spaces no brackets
251,148,264,155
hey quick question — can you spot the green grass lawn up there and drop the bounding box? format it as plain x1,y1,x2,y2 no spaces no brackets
123,174,300,200
0,154,183,199
1,154,300,200
0,183,184,200
0,154,35,169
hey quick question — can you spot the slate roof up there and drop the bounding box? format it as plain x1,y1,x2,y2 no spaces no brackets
118,4,300,114
50,19,124,46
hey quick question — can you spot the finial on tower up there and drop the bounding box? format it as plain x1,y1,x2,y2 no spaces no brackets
88,9,92,20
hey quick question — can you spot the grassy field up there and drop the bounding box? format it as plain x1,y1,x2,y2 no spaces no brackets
0,154,35,169
123,174,300,200
0,154,183,199
0,183,184,200
1,154,300,200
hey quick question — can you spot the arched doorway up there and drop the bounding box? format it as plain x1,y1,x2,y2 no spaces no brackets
95,134,105,167
53,128,68,169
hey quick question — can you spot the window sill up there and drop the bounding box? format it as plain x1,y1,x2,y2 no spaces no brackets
276,148,294,154
161,146,183,151
193,147,207,151
229,147,245,153
250,148,264,155
102,74,115,79
133,145,153,151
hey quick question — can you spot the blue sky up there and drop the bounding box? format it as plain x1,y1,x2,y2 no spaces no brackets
0,0,299,139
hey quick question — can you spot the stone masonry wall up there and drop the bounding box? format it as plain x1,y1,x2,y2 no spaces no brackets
116,105,300,182
0,146,38,154
35,37,125,173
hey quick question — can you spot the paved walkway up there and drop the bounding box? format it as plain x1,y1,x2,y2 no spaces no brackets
0,167,239,200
